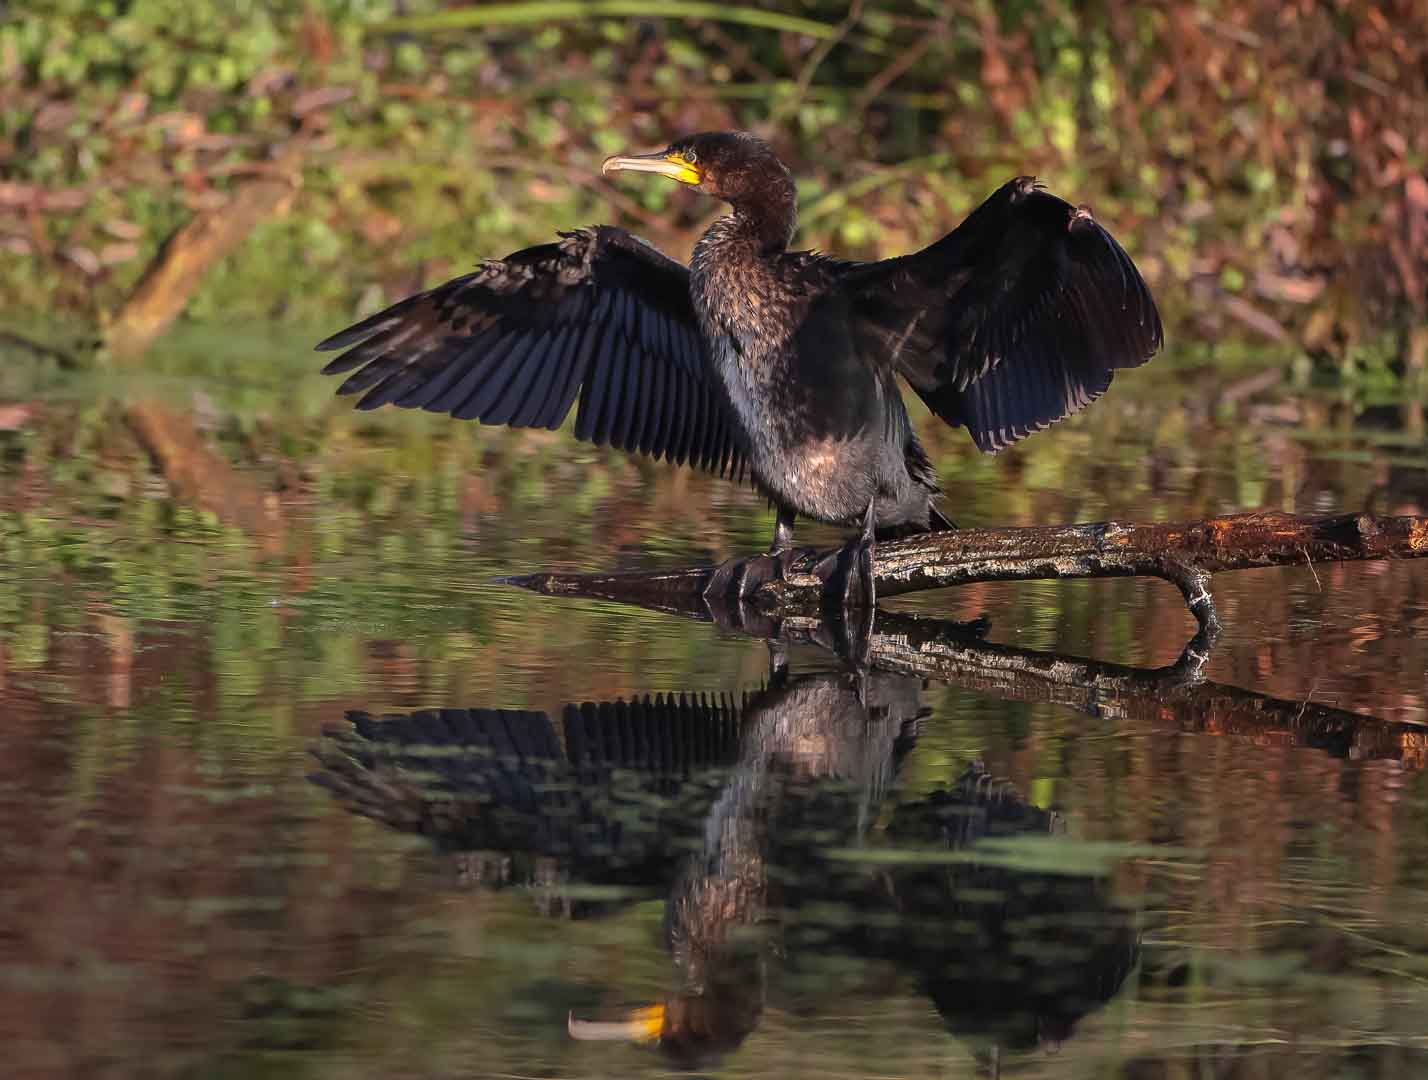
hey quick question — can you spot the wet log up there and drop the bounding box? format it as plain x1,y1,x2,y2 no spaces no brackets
509,510,1428,631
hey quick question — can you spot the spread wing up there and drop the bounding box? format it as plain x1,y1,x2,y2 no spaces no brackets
840,177,1162,452
316,226,745,478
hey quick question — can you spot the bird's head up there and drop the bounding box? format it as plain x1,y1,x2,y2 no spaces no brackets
602,131,792,208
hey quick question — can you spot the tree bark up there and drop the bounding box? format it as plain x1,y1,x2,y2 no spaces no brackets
508,510,1428,631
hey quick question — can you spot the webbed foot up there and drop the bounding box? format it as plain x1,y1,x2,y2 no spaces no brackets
702,547,801,602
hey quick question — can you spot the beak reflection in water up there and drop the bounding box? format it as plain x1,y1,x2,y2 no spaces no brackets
567,1004,666,1043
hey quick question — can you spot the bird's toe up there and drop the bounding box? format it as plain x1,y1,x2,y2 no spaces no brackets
702,558,738,602
704,551,794,603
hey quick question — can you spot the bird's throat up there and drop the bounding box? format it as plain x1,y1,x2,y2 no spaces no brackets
731,190,797,255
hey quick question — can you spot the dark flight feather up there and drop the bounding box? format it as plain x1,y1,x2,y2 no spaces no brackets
840,176,1162,452
316,226,746,478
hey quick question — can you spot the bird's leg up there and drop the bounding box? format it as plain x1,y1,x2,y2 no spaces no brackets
853,497,877,609
829,603,875,703
768,505,797,555
703,507,800,602
758,505,805,580
815,497,878,609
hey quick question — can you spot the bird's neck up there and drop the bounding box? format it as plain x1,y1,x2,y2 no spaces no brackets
728,182,797,254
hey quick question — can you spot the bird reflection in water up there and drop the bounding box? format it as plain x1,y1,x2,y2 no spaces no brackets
312,617,1145,1072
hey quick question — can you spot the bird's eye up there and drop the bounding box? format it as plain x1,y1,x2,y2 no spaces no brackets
684,148,698,164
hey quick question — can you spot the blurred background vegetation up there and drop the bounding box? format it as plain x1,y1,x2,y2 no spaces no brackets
1,0,1426,373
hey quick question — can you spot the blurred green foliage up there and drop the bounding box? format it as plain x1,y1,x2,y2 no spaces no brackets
2,0,1425,369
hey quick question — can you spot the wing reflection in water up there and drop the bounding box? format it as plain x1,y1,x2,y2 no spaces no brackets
311,613,1169,1070
313,693,751,917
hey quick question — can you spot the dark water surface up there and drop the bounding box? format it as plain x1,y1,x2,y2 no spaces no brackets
2,334,1427,1078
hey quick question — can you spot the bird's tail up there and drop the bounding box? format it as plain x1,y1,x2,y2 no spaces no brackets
875,505,956,543
927,506,957,532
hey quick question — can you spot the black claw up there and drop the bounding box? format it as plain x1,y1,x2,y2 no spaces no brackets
702,559,738,602
739,554,779,597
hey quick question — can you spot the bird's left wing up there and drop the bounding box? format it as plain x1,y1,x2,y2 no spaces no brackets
835,177,1162,452
316,226,745,477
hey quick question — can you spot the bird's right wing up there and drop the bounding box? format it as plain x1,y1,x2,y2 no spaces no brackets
836,178,1162,453
316,226,745,478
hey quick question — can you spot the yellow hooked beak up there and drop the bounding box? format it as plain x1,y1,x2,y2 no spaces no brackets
601,149,701,186
567,1003,666,1043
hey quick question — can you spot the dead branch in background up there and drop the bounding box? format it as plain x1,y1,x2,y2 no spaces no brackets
104,144,306,361
510,510,1428,631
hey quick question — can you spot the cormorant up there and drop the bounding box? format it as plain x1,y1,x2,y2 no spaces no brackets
317,132,1162,605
